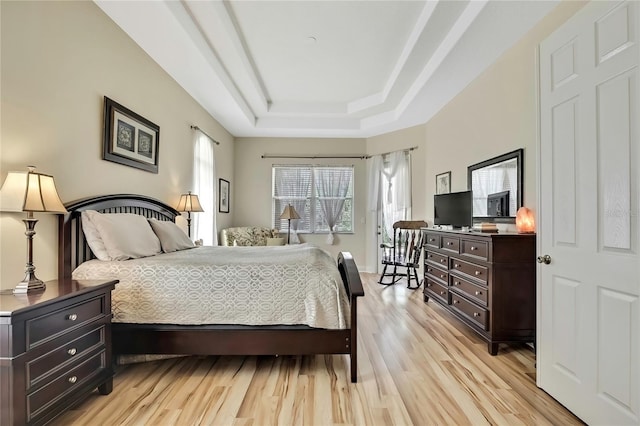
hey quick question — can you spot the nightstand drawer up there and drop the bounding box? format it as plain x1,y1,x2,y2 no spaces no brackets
451,293,488,331
27,350,107,421
451,258,488,283
27,295,106,348
27,325,106,388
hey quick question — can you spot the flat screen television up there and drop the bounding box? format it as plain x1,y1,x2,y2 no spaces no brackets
434,190,473,229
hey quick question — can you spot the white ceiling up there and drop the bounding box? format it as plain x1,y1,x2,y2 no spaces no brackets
95,0,559,138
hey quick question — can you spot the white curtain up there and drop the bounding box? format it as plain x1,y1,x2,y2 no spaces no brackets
381,151,411,238
275,168,311,244
367,155,383,212
316,168,351,245
193,131,217,245
472,163,517,216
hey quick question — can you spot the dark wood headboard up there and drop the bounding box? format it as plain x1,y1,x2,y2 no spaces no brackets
58,194,179,280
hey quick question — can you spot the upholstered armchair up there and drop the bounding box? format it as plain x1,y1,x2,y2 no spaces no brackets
219,227,282,246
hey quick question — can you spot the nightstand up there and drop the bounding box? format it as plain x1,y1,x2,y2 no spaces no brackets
0,279,117,425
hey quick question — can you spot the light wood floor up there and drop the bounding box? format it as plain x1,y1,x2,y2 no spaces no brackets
54,273,582,425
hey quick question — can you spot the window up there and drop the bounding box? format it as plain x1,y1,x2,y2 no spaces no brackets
272,165,354,233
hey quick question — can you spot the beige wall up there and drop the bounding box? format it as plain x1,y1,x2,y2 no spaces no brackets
422,0,586,228
233,137,367,269
0,1,234,289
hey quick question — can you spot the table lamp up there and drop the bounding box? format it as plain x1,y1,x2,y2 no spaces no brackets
176,191,204,238
0,166,67,293
279,204,300,244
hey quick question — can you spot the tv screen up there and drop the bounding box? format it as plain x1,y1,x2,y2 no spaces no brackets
434,190,472,228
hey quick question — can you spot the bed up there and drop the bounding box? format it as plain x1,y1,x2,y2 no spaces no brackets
58,194,364,382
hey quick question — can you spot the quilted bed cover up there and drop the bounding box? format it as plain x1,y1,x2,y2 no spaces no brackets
72,244,350,329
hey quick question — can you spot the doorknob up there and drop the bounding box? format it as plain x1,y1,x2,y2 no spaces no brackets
537,254,551,265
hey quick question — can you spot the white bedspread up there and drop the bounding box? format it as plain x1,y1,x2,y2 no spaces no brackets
72,244,350,329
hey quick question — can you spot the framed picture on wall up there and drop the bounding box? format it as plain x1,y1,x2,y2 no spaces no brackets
103,96,160,173
436,171,451,194
219,178,230,213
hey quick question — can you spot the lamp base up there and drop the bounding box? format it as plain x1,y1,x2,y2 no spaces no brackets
14,274,46,294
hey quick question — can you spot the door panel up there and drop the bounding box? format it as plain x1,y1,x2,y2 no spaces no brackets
539,1,640,424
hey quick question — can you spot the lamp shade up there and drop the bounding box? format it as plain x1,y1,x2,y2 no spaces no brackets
0,167,67,213
176,192,204,212
516,207,535,233
279,204,300,220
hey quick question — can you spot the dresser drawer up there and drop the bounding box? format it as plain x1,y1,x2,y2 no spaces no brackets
424,233,441,249
441,236,460,253
451,293,488,331
425,250,448,268
426,265,448,285
27,295,106,348
425,279,450,305
461,239,489,260
450,275,488,306
451,258,488,283
27,350,107,421
27,326,106,388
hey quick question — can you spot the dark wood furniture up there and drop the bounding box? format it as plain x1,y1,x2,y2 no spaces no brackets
422,228,535,354
379,220,428,289
0,279,117,425
58,194,365,382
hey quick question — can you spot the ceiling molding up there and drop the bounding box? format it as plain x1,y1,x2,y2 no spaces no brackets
95,0,559,138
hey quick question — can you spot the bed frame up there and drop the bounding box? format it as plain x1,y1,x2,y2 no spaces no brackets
58,194,365,382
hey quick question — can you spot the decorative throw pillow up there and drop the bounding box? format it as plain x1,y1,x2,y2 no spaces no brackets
148,219,195,253
266,237,285,246
85,211,162,260
81,210,111,261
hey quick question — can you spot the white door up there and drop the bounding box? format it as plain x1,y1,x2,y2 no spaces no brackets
538,1,639,424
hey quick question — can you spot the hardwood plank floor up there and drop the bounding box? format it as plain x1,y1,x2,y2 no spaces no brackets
54,273,582,425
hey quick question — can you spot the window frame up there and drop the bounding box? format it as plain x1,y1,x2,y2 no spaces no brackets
272,164,354,234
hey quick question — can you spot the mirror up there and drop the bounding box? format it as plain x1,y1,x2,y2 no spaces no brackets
467,149,523,223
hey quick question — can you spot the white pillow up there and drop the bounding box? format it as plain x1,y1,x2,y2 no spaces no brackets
84,211,162,260
266,237,285,246
81,210,111,261
148,219,195,253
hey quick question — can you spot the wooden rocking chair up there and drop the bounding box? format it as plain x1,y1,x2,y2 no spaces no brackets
378,220,428,289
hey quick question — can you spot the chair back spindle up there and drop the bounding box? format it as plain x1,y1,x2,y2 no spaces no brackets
379,220,428,289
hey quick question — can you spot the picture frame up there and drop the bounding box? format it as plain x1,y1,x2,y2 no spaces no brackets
103,96,160,173
436,171,451,195
219,178,230,213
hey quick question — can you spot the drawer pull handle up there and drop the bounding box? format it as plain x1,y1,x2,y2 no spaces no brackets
473,312,481,317
440,291,446,295
68,314,78,321
427,283,432,287
471,246,477,251
475,291,482,296
447,242,453,246
430,238,435,242
68,348,77,356
440,274,445,279
475,271,481,276
68,376,77,384
454,281,460,286
440,259,446,263
454,264,460,268
428,254,432,258
453,300,460,304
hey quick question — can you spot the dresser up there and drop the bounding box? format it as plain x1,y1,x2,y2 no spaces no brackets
422,229,535,355
0,279,117,425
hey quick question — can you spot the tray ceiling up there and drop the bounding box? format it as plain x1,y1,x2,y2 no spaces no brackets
95,0,559,138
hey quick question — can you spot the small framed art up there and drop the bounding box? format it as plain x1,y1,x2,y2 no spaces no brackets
219,178,230,213
103,96,159,173
436,171,451,195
